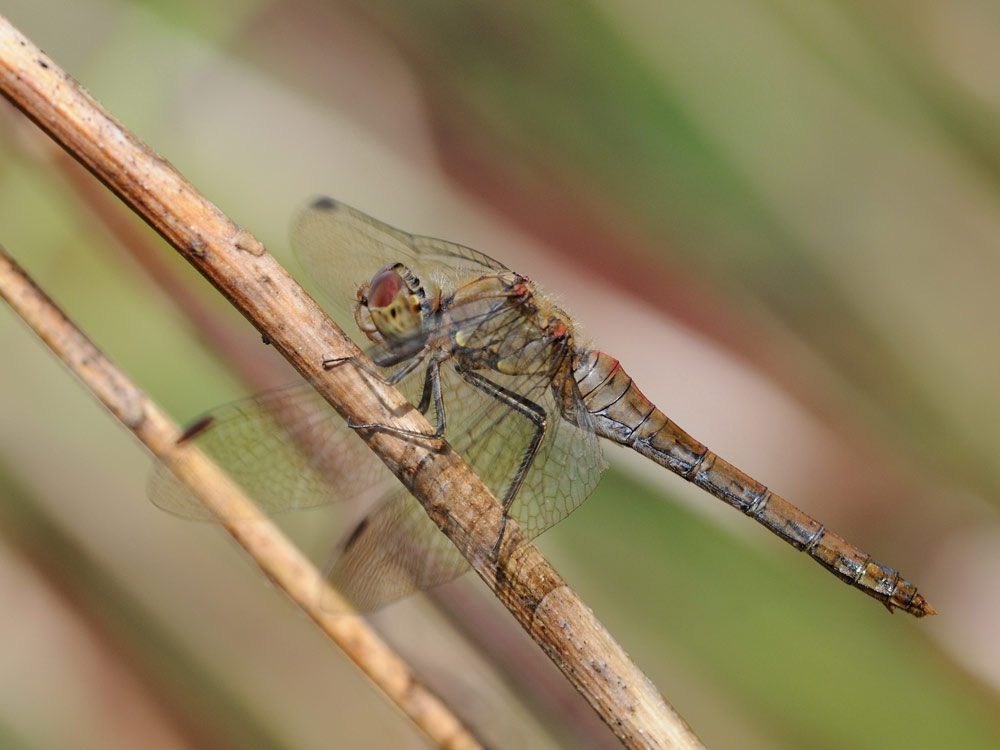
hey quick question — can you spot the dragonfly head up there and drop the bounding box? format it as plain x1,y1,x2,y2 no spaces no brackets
360,264,425,346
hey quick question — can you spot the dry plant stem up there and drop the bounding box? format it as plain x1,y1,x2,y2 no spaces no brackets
0,249,483,750
0,15,703,750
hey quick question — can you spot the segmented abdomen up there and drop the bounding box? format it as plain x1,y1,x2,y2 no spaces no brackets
572,349,934,617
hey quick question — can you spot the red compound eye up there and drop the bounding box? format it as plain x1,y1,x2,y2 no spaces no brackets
368,268,404,308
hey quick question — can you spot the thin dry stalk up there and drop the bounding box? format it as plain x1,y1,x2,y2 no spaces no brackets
0,248,483,749
0,14,703,750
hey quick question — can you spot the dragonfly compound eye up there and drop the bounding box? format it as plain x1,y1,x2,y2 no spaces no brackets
368,267,404,308
367,266,424,343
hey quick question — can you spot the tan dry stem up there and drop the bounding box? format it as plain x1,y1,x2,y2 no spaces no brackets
0,247,482,750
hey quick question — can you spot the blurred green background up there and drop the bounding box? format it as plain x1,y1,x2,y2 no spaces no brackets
1,1,999,748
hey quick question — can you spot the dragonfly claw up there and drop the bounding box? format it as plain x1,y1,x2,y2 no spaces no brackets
346,415,444,441
322,356,351,370
491,513,509,556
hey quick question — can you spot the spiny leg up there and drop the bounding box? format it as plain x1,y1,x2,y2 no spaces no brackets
457,367,548,554
322,351,424,384
323,352,445,438
414,360,447,437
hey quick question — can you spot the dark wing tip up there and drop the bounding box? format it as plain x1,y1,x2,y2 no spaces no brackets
177,415,215,444
310,195,339,211
341,515,370,552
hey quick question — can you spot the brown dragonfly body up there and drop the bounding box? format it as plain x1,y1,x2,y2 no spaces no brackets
446,267,932,616
152,198,934,617
573,350,932,616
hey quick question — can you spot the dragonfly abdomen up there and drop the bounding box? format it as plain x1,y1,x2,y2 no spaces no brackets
689,452,933,616
573,350,707,471
572,350,935,617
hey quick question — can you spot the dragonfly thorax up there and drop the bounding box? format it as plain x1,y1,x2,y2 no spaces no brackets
360,264,426,345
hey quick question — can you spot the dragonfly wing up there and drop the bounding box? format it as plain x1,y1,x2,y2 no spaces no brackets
292,197,508,329
408,233,508,273
319,355,605,611
163,199,603,609
149,384,392,520
326,486,470,612
440,363,606,539
507,374,606,539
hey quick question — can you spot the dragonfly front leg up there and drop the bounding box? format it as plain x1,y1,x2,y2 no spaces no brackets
322,352,445,438
322,351,422,385
457,367,548,552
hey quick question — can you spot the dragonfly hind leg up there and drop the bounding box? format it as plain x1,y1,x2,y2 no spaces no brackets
457,367,548,554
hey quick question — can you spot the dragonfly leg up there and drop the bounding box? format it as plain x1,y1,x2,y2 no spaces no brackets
353,359,446,439
322,352,422,385
324,352,445,438
413,360,447,437
352,359,446,438
457,367,548,553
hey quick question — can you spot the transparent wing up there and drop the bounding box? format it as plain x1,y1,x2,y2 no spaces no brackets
148,384,394,520
321,332,606,611
443,364,606,540
150,349,604,612
325,486,470,612
155,198,605,611
369,295,606,540
292,197,509,328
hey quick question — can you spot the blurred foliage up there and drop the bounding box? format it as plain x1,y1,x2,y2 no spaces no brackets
0,462,287,749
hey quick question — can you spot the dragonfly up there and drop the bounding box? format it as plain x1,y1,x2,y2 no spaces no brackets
150,197,935,617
